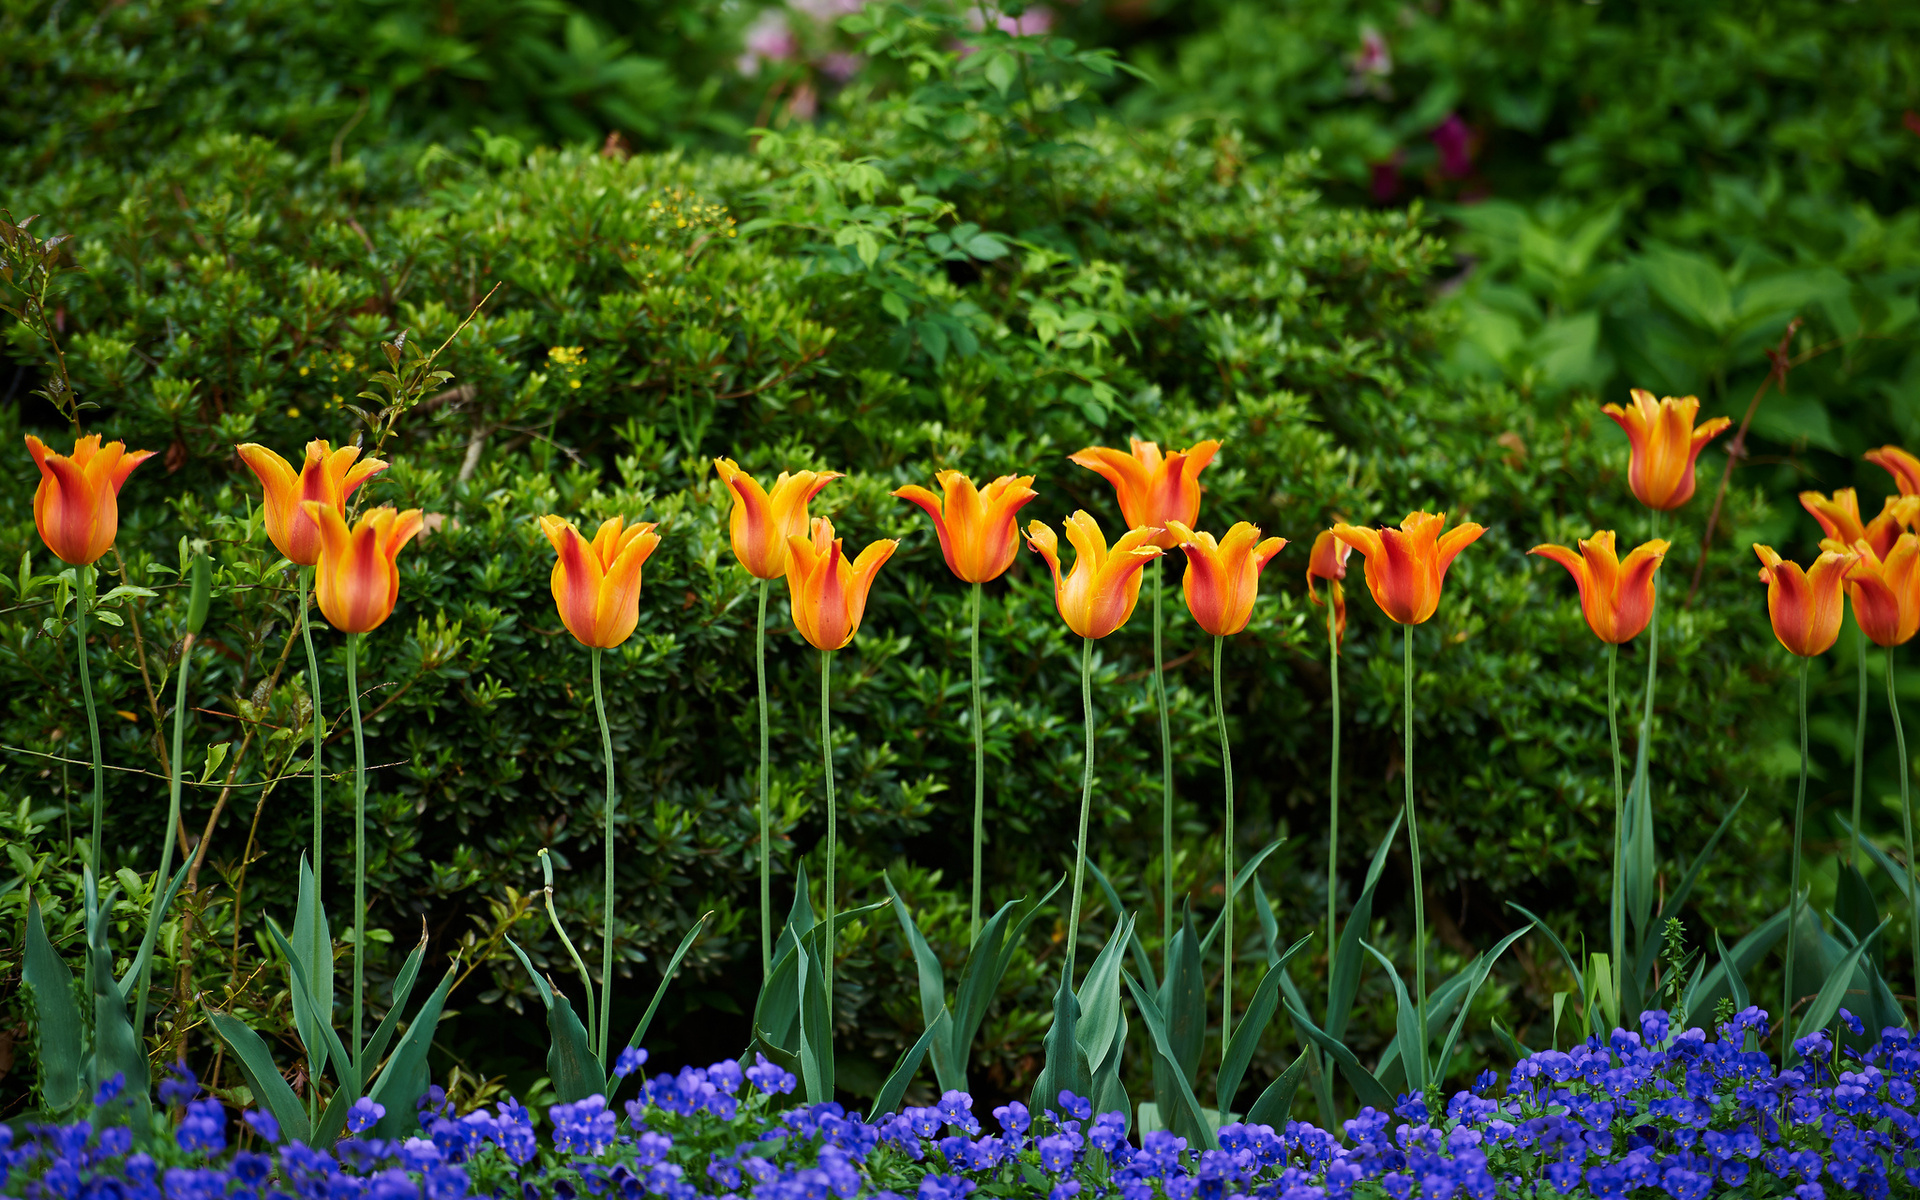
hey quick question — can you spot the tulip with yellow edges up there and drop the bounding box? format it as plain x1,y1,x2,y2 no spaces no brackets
26,433,155,872
714,457,839,974
1024,512,1163,1003
1071,437,1219,948
303,499,425,1070
892,471,1039,940
1868,445,1920,496
26,432,156,839
1166,520,1283,1050
1601,389,1732,513
1754,541,1863,1064
785,516,896,1097
539,514,662,1065
1331,510,1483,1086
1530,530,1671,1018
1306,529,1352,980
236,439,389,896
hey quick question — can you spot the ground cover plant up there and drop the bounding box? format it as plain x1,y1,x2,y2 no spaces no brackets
7,3,1920,1194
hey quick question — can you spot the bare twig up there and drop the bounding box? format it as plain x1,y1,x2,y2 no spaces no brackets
1684,319,1800,608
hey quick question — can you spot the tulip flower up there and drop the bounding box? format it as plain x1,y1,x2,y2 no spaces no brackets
715,457,839,580
236,440,388,567
538,514,661,1062
1165,521,1284,1046
891,470,1039,939
300,499,424,1067
25,434,155,567
1530,530,1670,1020
1600,389,1732,511
1753,540,1862,1068
784,517,897,652
1868,445,1920,496
1072,438,1218,948
539,515,662,650
1528,531,1671,645
1307,528,1352,988
714,456,839,972
892,471,1039,584
1801,489,1918,560
1024,512,1164,640
1833,535,1920,650
27,433,155,871
1306,530,1351,654
1331,511,1485,627
1329,510,1482,1082
1164,521,1286,638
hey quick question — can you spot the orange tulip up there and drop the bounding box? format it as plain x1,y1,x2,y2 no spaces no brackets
1528,531,1671,644
24,434,155,565
1024,512,1164,639
714,458,841,580
539,515,662,649
1800,489,1919,560
1331,511,1485,627
1754,544,1856,657
784,517,896,651
1600,389,1733,511
1164,521,1285,637
301,501,425,634
1306,530,1352,653
1868,445,1920,496
1069,438,1221,549
1830,534,1920,649
892,471,1039,583
235,440,389,567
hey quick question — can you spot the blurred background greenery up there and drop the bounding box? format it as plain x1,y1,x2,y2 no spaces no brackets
2,0,1917,1117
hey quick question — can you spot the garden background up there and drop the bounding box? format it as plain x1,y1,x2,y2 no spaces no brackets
3,0,1919,1118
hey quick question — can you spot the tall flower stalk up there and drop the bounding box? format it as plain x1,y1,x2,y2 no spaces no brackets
1755,541,1853,1061
784,516,897,1057
1307,530,1351,988
893,470,1037,941
1334,510,1483,1076
345,631,368,1057
1165,519,1282,1051
538,513,661,1061
300,566,326,888
75,564,103,869
1026,511,1163,980
716,458,839,974
1070,438,1219,948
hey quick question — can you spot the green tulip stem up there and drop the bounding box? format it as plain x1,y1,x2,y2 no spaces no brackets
1891,646,1918,1028
820,648,837,1052
1064,636,1095,988
1632,507,1662,1016
970,579,985,944
346,630,367,1066
1853,624,1868,866
1326,601,1341,1018
1214,634,1234,1051
757,578,772,977
1403,623,1427,1082
1783,654,1811,1069
301,565,325,899
133,628,192,1039
1607,641,1624,1034
539,847,597,1052
592,646,616,1063
77,562,104,872
1154,559,1174,950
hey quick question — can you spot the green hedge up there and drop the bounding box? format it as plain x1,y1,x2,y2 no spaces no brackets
0,1,1866,1115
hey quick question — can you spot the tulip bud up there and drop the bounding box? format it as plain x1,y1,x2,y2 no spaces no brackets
185,553,212,634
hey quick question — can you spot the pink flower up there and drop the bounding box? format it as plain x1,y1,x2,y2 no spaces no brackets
1432,113,1473,179
1371,150,1403,203
737,10,799,76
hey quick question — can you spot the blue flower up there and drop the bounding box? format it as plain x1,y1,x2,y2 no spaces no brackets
348,1098,388,1136
612,1047,648,1080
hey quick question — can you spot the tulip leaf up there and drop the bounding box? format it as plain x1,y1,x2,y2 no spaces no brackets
620,912,709,1061
1329,813,1402,1043
1160,906,1205,1084
1086,859,1157,993
1681,907,1788,1022
1635,792,1747,997
287,857,336,1084
1124,972,1216,1151
772,862,815,966
1434,923,1533,1082
1029,965,1090,1119
882,873,959,1092
1795,913,1891,1041
369,963,459,1138
357,934,428,1084
1282,996,1397,1114
507,938,603,1102
207,1010,312,1145
1242,1048,1313,1129
870,1014,944,1121
1363,943,1427,1095
1077,911,1137,1085
1249,874,1281,968
1198,837,1285,957
949,893,1033,1090
1838,817,1914,903
116,859,191,1004
1216,934,1312,1115
1835,860,1883,974
22,891,84,1115
88,925,151,1130
266,919,357,1096
794,937,834,1104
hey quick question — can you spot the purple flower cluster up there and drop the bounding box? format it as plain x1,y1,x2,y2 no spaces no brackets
12,1010,1920,1200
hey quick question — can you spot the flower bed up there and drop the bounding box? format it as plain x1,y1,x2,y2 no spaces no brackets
10,1008,1920,1200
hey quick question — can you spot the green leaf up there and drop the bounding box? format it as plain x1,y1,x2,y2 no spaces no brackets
1217,935,1312,1114
369,965,459,1138
982,51,1018,97
1640,245,1733,333
1638,793,1747,993
964,233,1008,261
771,862,815,965
794,938,834,1104
1362,944,1427,1094
1242,1049,1312,1128
22,892,84,1114
507,939,603,1101
869,1016,943,1121
1199,838,1285,957
1029,966,1090,1118
1433,923,1533,1081
1835,861,1883,974
1077,912,1137,1084
117,860,191,1004
266,920,356,1097
949,894,1029,1088
1795,914,1891,1041
207,1011,313,1145
358,938,428,1084
1281,997,1397,1114
88,925,150,1124
882,873,958,1092
1085,859,1155,992
620,913,709,1060
1329,813,1401,1042
1124,972,1216,1151
287,858,335,1085
1156,907,1204,1111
